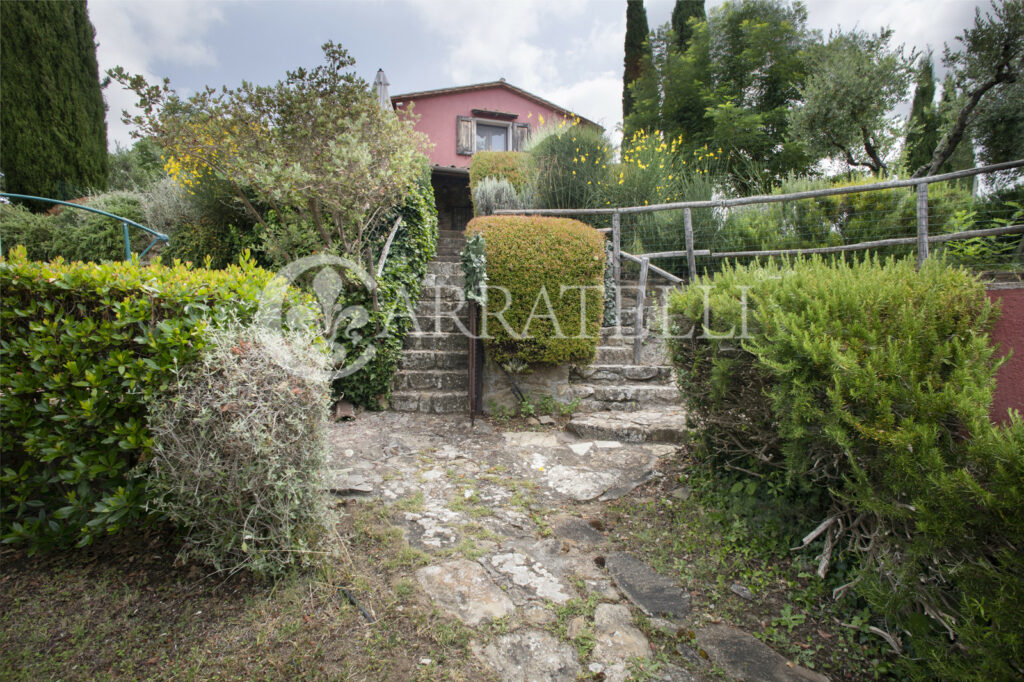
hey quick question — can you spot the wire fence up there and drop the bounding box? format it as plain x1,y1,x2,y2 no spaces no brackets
500,160,1024,284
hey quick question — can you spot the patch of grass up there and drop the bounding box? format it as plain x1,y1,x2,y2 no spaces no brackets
0,502,493,681
550,589,602,661
447,490,493,518
602,460,898,679
393,491,426,513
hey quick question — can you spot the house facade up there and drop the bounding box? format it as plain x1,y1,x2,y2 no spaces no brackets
390,79,600,232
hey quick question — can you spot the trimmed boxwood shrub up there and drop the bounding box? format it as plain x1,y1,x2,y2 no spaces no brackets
469,151,532,193
468,215,604,367
0,247,315,551
666,255,1022,679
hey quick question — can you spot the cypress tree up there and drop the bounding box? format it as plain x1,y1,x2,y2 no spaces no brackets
905,53,938,174
623,0,653,122
670,0,705,53
0,0,108,201
937,75,975,173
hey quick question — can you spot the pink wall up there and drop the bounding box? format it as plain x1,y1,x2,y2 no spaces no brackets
987,286,1024,425
393,86,573,169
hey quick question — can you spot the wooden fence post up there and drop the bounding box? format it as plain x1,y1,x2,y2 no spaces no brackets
683,207,696,283
916,183,929,268
612,211,622,322
633,257,649,365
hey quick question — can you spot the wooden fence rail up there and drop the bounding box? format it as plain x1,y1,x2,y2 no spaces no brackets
495,159,1024,353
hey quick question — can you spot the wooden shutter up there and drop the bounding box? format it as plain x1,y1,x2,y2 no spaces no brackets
456,116,473,155
513,122,531,151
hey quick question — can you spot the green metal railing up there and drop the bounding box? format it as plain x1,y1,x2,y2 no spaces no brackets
0,193,169,261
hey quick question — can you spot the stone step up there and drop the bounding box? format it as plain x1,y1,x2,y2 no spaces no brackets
399,349,469,370
415,314,472,334
418,284,466,301
566,408,688,444
393,369,468,391
427,261,464,276
422,273,465,288
594,346,633,364
404,331,470,352
570,364,674,384
415,298,470,316
438,237,466,250
562,384,682,412
390,390,465,414
438,229,465,239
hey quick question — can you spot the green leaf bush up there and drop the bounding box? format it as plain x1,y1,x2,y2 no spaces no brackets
0,247,315,551
468,215,604,367
666,255,1023,678
145,325,331,576
333,171,437,408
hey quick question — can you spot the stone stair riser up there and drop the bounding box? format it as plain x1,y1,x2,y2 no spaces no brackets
394,370,469,391
390,391,465,413
404,333,470,352
399,350,469,371
570,365,674,384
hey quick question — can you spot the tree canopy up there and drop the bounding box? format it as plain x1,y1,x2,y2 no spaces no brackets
110,42,429,263
913,0,1024,176
788,29,913,173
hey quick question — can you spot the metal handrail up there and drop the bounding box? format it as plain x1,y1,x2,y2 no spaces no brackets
0,193,170,261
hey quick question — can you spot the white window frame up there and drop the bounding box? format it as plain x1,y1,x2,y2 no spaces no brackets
473,118,513,153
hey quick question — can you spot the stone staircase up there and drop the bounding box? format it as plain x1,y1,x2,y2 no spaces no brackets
560,283,682,413
390,230,471,413
391,231,682,418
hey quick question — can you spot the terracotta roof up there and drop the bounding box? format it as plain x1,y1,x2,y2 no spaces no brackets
391,80,602,130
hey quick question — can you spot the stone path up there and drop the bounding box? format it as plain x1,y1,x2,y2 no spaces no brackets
326,412,828,682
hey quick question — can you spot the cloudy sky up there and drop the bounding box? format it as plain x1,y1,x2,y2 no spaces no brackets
90,0,991,150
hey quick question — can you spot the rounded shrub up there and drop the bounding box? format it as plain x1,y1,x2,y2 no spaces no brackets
0,202,58,260
50,191,150,262
469,151,533,193
145,325,331,576
468,215,605,367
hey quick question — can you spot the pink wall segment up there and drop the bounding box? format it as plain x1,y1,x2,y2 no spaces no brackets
393,86,572,168
987,286,1024,424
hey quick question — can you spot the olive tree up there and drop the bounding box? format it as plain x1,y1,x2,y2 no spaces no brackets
110,42,429,263
912,0,1024,177
788,29,913,174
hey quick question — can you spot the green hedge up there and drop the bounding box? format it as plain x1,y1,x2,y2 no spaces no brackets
666,256,1023,679
0,247,314,551
333,171,437,408
468,215,604,367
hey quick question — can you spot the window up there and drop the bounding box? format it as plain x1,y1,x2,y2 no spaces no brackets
475,123,508,152
457,117,531,156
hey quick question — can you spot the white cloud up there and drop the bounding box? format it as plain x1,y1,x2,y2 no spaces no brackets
405,0,624,143
90,0,225,149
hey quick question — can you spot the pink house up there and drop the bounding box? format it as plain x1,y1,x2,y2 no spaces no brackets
389,79,601,232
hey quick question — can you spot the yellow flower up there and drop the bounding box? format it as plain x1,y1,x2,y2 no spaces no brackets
539,114,545,125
